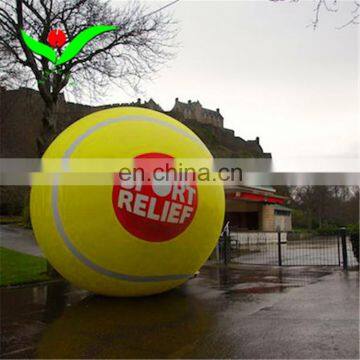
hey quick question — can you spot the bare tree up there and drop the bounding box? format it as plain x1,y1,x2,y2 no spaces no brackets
0,0,177,155
270,0,359,29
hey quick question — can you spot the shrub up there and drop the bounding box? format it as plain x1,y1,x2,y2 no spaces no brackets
316,224,339,236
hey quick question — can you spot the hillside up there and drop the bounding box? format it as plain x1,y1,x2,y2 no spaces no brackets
0,87,271,159
180,119,270,158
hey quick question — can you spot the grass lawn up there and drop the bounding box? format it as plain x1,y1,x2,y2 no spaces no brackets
0,216,23,225
0,247,50,287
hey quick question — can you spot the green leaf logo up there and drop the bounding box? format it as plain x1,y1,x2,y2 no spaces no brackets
21,25,119,66
21,30,57,64
57,25,118,65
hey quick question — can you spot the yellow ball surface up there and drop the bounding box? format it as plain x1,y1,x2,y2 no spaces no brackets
30,107,225,296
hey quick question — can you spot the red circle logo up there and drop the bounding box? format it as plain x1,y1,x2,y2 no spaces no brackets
47,29,67,49
112,153,198,242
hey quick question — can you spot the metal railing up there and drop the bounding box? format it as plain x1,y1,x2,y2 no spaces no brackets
217,227,358,268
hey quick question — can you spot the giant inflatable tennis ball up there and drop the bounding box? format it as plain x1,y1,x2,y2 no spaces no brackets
31,107,225,297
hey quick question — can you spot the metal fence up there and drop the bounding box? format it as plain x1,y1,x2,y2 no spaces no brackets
218,230,358,268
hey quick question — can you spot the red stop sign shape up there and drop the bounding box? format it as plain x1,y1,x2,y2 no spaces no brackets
112,153,198,242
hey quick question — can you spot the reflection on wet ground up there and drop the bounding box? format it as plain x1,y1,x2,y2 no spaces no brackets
1,264,358,359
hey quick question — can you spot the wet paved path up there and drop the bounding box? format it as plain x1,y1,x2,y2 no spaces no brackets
0,225,42,257
1,265,358,359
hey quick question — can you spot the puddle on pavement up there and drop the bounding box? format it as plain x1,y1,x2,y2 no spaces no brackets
0,265,334,358
198,264,332,294
229,282,300,294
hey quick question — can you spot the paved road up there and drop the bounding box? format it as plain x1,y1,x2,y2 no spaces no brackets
0,224,42,257
1,264,358,359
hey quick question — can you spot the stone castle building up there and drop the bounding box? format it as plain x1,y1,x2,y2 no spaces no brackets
171,98,223,128
121,97,224,128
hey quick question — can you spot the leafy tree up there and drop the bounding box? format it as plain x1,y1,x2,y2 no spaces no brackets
0,0,177,155
291,186,359,230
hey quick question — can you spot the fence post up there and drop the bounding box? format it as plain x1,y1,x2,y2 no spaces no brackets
215,240,220,262
223,234,230,265
340,227,348,270
277,231,282,266
47,261,61,277
337,235,341,266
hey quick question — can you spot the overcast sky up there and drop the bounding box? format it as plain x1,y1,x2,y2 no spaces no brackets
98,0,359,171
